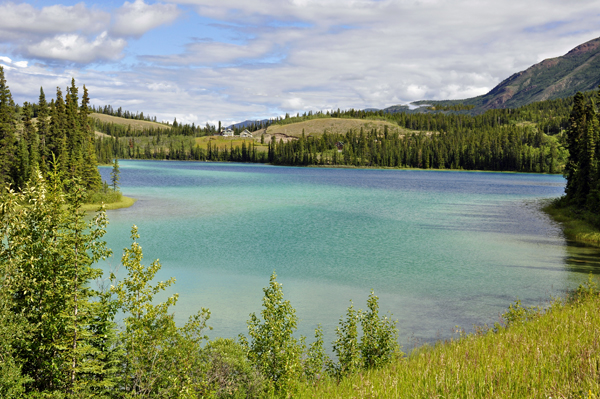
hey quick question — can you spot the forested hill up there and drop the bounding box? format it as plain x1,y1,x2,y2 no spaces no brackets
94,92,600,174
414,37,600,112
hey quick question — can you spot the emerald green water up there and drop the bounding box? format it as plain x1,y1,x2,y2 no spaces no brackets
99,160,598,348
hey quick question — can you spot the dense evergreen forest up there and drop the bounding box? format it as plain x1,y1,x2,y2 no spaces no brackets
551,90,600,229
92,93,597,174
0,66,102,194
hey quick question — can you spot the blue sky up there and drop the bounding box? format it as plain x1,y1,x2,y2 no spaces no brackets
1,0,600,126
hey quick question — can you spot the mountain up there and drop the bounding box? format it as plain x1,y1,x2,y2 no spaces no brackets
227,119,270,130
414,37,600,112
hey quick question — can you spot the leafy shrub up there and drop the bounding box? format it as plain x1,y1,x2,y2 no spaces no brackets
200,338,266,398
331,291,401,378
240,272,304,397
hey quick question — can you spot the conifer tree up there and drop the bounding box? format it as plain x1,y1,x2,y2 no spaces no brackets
0,66,16,190
110,158,120,191
36,88,49,172
48,88,67,172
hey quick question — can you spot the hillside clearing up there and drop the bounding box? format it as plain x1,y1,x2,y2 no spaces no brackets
91,113,171,131
266,118,417,138
194,136,267,151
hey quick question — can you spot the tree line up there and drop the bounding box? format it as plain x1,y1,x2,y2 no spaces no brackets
94,96,576,173
0,66,102,195
559,90,600,222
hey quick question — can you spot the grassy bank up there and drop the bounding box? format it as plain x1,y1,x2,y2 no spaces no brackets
542,199,600,247
297,281,600,398
81,190,137,212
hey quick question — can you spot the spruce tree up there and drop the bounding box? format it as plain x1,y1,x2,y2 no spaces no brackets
48,88,67,173
36,88,49,173
22,102,40,171
110,158,120,191
0,66,16,190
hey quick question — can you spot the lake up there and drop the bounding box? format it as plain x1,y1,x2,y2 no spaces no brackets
98,160,599,349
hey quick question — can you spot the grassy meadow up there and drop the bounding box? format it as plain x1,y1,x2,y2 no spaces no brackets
266,118,417,138
195,135,267,151
91,112,172,130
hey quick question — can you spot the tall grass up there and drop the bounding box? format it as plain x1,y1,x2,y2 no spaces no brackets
297,279,600,398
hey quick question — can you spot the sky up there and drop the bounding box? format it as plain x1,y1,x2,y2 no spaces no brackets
1,0,600,126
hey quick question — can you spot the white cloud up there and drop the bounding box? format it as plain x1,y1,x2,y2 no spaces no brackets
0,2,126,63
26,32,126,63
144,39,275,65
4,0,600,124
0,2,109,35
111,0,181,37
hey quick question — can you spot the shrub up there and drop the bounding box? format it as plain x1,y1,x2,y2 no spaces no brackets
200,338,266,398
331,291,401,378
240,272,304,398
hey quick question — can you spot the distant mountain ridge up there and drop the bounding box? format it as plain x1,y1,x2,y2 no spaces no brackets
233,38,600,124
410,37,600,112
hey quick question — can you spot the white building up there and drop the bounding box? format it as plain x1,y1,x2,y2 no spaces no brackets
240,129,253,138
221,128,234,137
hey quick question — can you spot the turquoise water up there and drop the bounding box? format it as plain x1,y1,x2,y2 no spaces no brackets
99,160,597,348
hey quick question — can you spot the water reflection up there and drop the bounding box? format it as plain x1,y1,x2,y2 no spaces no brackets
564,243,600,274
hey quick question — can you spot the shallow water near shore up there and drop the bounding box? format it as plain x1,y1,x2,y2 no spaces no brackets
98,160,599,349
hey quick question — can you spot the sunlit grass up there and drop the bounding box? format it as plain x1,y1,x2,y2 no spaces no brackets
297,283,600,398
194,136,264,150
543,199,600,247
82,190,137,212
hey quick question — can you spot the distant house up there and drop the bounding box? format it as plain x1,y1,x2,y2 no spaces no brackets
240,129,253,138
221,128,234,137
335,141,344,152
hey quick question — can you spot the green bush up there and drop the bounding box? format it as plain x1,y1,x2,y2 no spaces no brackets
200,338,266,398
330,291,401,378
240,272,304,397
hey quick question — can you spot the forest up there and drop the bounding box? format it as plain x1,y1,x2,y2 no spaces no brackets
93,93,592,174
0,66,102,196
549,90,600,233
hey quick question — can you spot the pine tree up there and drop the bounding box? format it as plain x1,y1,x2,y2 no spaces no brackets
48,88,67,173
110,158,120,191
22,102,40,172
564,92,587,203
0,66,16,190
36,88,49,173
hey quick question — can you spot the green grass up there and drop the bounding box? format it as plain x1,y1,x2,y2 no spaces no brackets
542,199,600,247
81,190,137,212
194,136,263,150
91,112,171,130
297,283,600,398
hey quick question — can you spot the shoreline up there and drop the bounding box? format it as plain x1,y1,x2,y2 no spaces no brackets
108,158,563,176
81,195,137,212
541,199,600,248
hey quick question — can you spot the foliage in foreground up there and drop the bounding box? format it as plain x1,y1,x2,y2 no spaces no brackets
297,276,600,399
0,170,400,398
